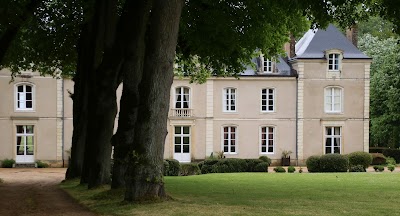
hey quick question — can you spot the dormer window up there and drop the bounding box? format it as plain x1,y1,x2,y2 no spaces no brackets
263,58,273,73
258,55,275,74
328,53,340,71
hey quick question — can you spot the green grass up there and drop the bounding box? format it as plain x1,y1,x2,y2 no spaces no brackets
61,173,400,216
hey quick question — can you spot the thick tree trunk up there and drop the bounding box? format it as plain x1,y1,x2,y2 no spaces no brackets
124,0,184,201
111,0,153,189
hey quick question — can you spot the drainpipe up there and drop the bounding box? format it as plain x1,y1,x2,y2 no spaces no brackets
295,73,299,166
62,78,65,167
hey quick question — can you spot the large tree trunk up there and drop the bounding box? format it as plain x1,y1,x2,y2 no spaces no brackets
111,0,153,189
124,0,184,201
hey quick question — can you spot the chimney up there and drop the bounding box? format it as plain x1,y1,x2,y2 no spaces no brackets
346,24,358,47
284,33,296,58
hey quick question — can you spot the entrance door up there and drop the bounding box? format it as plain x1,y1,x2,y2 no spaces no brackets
173,126,191,162
16,125,35,163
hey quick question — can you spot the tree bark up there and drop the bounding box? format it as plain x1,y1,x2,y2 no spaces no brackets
124,0,184,201
111,0,153,189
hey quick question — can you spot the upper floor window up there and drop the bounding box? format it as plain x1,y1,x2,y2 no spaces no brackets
258,55,275,74
328,53,340,71
263,58,273,73
223,126,237,154
175,87,190,109
261,88,274,112
15,84,34,111
325,87,342,113
325,126,341,154
223,88,236,112
260,126,274,154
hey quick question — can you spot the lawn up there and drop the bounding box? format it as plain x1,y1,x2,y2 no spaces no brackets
61,173,400,216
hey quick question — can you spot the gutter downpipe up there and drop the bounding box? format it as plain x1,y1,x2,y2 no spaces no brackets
295,72,299,166
62,78,65,167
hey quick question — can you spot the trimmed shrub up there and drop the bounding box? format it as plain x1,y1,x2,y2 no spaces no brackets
386,157,396,166
349,165,366,172
371,153,386,165
1,159,15,168
253,162,269,172
165,159,180,176
258,156,272,165
163,160,170,176
348,151,372,169
180,163,201,176
287,166,296,173
373,165,385,172
211,158,247,173
387,164,395,172
200,159,219,174
273,166,286,173
36,160,49,168
319,154,349,172
382,148,400,164
306,155,321,173
245,159,264,172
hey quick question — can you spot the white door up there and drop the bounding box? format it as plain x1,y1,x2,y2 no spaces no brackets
16,125,35,163
173,126,191,162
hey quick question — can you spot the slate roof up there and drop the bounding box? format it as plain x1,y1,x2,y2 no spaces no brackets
240,56,295,76
295,24,370,59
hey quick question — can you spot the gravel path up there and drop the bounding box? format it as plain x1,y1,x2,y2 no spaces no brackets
0,168,97,216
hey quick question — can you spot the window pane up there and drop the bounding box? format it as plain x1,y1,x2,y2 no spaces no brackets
26,144,34,155
326,147,331,154
26,126,34,133
176,88,181,94
334,147,340,154
18,85,23,92
17,144,24,155
183,145,189,153
26,93,32,100
183,137,189,144
268,147,273,152
224,146,228,152
326,127,331,135
26,85,32,92
334,138,340,146
175,127,181,134
334,127,340,135
183,88,189,94
183,126,189,134
27,136,34,146
262,146,266,152
326,138,332,146
262,89,266,94
231,127,235,132
174,137,181,144
174,145,181,153
26,101,33,108
17,126,24,133
231,146,235,153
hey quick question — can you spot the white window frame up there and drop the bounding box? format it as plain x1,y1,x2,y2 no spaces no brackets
261,88,275,112
324,126,342,154
175,86,190,109
15,83,35,112
173,126,191,154
223,87,237,112
328,53,340,71
324,86,343,113
222,126,237,154
16,125,35,156
260,126,275,154
263,58,273,73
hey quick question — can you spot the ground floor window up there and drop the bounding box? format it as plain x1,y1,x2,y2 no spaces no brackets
260,126,274,153
174,126,190,154
16,125,34,156
325,126,341,154
223,126,237,153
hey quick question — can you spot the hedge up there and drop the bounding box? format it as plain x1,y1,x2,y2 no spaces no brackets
180,163,201,176
201,158,269,174
371,153,386,165
348,151,372,169
382,149,400,164
164,159,180,176
306,155,321,172
319,154,348,172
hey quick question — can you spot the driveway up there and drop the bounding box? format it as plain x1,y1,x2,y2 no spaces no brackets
0,168,97,216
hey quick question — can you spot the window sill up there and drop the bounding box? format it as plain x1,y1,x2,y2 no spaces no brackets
260,111,276,114
222,111,238,114
224,153,238,155
325,111,343,115
259,152,274,155
15,109,35,113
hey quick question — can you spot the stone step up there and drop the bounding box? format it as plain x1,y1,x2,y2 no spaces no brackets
14,163,36,168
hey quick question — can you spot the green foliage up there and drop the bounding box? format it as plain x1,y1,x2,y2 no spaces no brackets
382,149,400,163
164,159,180,176
387,164,396,172
299,167,303,173
319,154,349,172
373,165,385,172
287,166,296,173
211,158,247,173
349,165,366,172
245,159,265,172
180,163,201,176
1,159,15,168
253,162,269,172
258,156,271,165
273,166,286,173
371,153,387,165
163,160,170,176
306,156,321,173
358,16,396,39
36,160,49,168
348,151,373,169
385,157,397,166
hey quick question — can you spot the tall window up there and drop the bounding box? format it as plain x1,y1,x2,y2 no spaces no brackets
260,126,274,153
16,84,33,110
223,88,236,112
16,125,34,156
325,87,342,113
174,126,190,154
175,87,190,108
328,53,340,71
325,126,341,154
261,88,274,112
263,58,273,73
223,126,237,153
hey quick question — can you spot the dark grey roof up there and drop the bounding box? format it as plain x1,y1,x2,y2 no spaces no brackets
240,56,294,76
295,24,370,59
